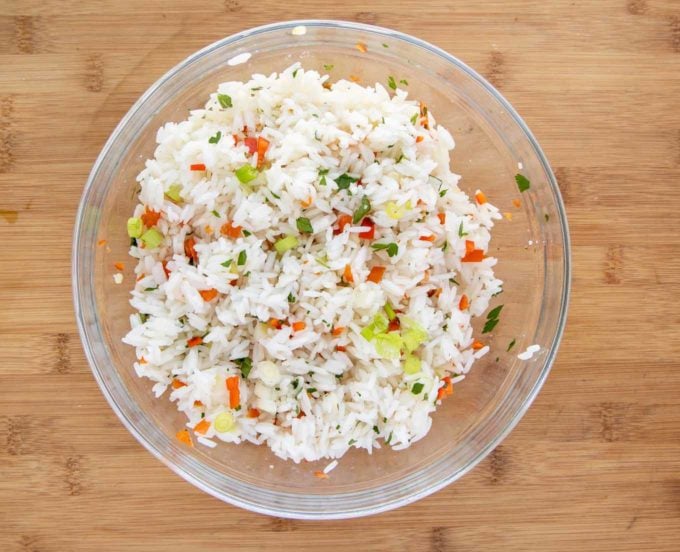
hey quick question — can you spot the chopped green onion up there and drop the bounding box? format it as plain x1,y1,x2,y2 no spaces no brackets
217,94,232,108
211,210,220,217
487,305,504,320
243,229,252,236
318,168,330,175
165,184,183,203
220,259,232,267
515,173,531,193
287,292,296,303
387,75,397,91
403,354,421,375
237,250,247,266
353,196,372,223
439,189,448,197
127,217,143,238
208,131,222,144
274,235,298,254
140,228,163,249
214,412,235,432
400,316,428,353
410,113,418,125
270,191,281,200
441,240,448,252
411,382,424,395
384,302,396,321
316,255,329,268
234,357,252,378
334,173,358,191
348,439,357,446
507,338,516,352
374,332,403,359
144,286,158,292
458,221,468,237
296,217,313,233
360,312,389,341
371,242,398,257
235,164,258,184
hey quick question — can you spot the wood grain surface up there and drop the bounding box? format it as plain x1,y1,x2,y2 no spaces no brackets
2,1,679,550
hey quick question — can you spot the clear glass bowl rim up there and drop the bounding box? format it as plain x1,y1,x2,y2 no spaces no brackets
72,19,571,519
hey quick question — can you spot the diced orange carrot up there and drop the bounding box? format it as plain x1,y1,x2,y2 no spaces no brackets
176,429,193,446
334,214,353,235
171,379,187,389
226,376,240,409
301,196,313,208
187,336,202,348
459,294,469,310
139,356,147,365
292,321,306,332
349,75,361,83
190,163,206,171
355,42,367,53
419,234,436,242
343,264,354,284
184,237,198,264
161,260,171,278
246,408,260,418
141,208,161,228
314,470,329,479
461,249,486,263
367,266,386,283
97,239,107,247
205,225,213,235
512,198,522,208
331,326,345,336
415,135,424,143
465,240,475,254
220,221,242,239
199,288,218,302
437,213,446,225
437,376,454,400
503,212,513,221
114,262,124,271
475,191,488,205
244,137,257,154
358,217,375,239
421,269,431,284
193,400,204,407
268,318,283,329
256,136,270,169
194,419,211,435
472,340,484,350
136,273,145,281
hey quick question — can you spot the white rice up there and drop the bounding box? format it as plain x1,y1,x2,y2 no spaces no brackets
123,64,503,463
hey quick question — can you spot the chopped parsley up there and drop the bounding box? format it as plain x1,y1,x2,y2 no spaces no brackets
411,382,425,395
242,229,252,236
307,387,317,393
296,217,313,233
348,439,357,446
410,113,418,125
217,94,232,108
507,338,516,352
482,317,500,334
287,292,296,303
439,188,448,197
335,173,358,191
208,131,222,144
371,242,399,257
387,75,397,91
319,168,329,186
373,425,379,434
486,305,504,320
233,357,252,378
220,259,232,267
515,173,531,193
237,250,247,266
399,79,408,85
292,68,299,78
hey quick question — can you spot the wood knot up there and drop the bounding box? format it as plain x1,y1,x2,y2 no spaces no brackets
604,245,624,285
270,517,296,532
224,0,241,12
54,332,71,374
355,12,378,25
84,54,104,93
430,526,448,552
487,445,508,485
486,51,505,89
4,415,30,455
626,0,647,15
0,95,16,173
65,456,84,496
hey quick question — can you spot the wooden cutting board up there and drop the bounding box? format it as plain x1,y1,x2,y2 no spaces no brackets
1,1,679,550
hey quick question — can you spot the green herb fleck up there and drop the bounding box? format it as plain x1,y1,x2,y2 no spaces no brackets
235,164,258,184
234,357,252,378
386,431,393,444
382,43,389,48
507,338,516,352
399,79,408,85
387,75,397,91
439,188,448,197
458,221,468,237
296,217,313,234
217,94,232,108
371,242,399,257
220,259,232,268
335,173,358,191
243,229,252,236
441,240,448,252
449,277,460,286
144,286,158,292
323,63,334,71
211,210,220,217
307,387,317,393
373,425,379,434
287,292,296,303
411,382,425,395
515,173,531,193
353,196,372,224
348,439,357,446
270,191,281,200
544,213,550,222
292,68,299,78
482,318,500,334
486,305,504,320
139,313,149,323
208,131,222,144
237,250,247,266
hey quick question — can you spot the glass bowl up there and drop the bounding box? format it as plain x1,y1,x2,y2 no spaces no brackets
73,20,570,519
